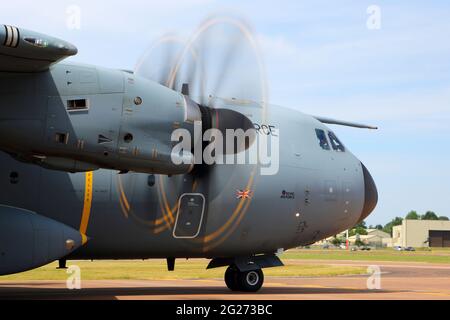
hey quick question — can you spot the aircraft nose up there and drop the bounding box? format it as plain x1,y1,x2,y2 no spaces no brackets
357,162,378,223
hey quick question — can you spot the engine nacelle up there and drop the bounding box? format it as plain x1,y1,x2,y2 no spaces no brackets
0,64,254,175
0,24,78,72
0,206,84,276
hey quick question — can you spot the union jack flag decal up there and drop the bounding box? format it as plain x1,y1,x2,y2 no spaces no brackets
236,189,253,200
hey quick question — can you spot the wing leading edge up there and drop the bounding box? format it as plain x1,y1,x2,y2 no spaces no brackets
0,24,77,73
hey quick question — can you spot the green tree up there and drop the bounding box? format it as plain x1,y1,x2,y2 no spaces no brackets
331,236,343,247
354,238,365,247
375,225,383,230
405,210,420,220
356,221,367,229
383,217,403,236
438,216,449,221
348,221,368,237
422,211,439,221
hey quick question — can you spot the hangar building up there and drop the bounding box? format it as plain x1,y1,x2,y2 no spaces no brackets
393,220,450,248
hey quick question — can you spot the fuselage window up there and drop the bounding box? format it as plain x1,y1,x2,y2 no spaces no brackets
328,131,345,152
315,129,330,150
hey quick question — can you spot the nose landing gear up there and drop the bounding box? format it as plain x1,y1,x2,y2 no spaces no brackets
208,255,282,293
224,266,264,292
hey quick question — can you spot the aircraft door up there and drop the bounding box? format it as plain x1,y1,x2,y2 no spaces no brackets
173,193,206,239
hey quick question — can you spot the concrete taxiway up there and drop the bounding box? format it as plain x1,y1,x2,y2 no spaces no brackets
0,260,449,300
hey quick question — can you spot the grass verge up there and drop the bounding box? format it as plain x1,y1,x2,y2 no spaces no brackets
0,259,366,281
282,249,450,264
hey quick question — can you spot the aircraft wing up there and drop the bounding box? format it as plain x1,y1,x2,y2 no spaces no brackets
314,116,378,130
0,24,77,73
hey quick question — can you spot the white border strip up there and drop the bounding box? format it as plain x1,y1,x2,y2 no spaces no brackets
11,26,19,47
3,25,19,48
5,25,13,47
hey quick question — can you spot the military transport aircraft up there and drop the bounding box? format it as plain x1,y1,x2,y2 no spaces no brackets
0,16,377,292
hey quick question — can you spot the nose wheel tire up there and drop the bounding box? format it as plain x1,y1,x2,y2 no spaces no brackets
225,266,240,291
225,266,264,292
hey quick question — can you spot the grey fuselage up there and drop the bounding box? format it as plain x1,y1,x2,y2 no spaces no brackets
0,62,373,260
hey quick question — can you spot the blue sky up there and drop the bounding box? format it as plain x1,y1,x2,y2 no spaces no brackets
1,1,449,225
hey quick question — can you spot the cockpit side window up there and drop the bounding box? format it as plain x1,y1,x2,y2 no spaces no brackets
328,131,345,152
315,129,330,150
